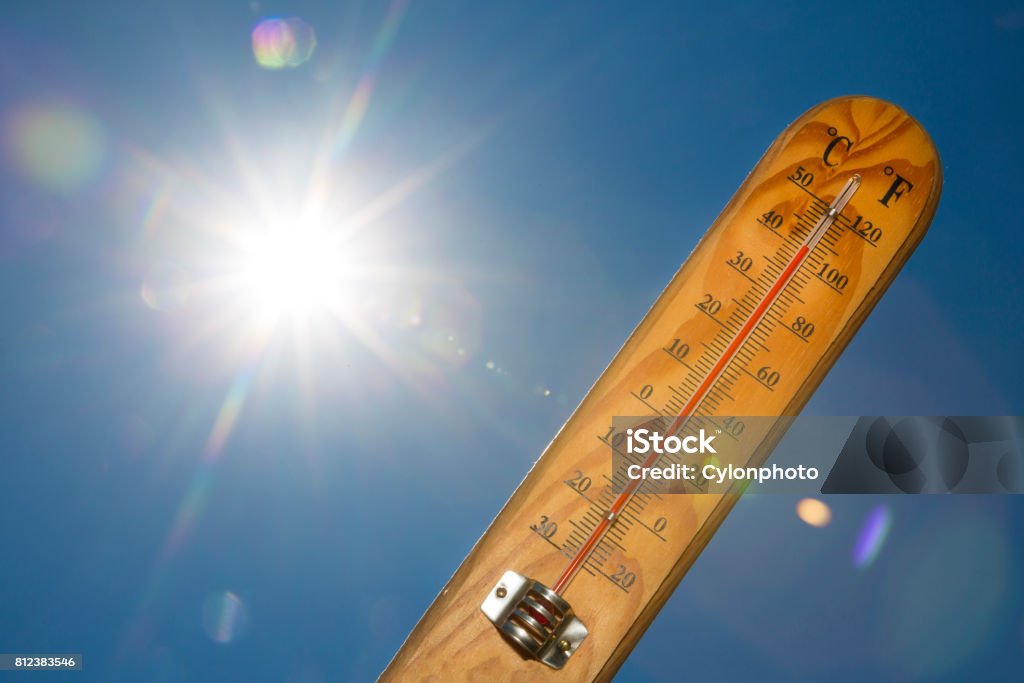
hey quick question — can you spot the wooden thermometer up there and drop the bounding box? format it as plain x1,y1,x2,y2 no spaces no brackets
382,96,942,681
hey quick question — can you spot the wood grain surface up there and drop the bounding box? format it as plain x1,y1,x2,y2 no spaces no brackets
381,95,942,682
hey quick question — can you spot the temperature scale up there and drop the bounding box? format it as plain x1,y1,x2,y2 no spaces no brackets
381,96,942,681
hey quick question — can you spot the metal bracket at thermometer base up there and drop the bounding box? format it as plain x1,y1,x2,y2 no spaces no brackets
481,570,588,669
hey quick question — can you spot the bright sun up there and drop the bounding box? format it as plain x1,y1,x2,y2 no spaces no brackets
236,221,342,320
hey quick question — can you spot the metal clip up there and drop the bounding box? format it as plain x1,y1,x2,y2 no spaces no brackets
480,570,588,669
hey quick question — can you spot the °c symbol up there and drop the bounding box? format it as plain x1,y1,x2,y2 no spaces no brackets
823,128,852,167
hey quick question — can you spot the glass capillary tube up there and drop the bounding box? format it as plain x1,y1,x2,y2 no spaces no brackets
551,174,862,595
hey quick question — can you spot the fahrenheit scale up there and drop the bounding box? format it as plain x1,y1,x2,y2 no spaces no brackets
382,96,941,681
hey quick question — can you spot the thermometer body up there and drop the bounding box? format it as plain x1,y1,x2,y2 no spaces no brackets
382,96,942,681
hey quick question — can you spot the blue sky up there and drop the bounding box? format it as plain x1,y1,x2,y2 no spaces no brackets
0,1,1022,681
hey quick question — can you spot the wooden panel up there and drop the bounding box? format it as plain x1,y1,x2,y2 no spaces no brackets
381,96,942,682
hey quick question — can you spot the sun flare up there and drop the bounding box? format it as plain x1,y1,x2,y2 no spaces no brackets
236,220,343,321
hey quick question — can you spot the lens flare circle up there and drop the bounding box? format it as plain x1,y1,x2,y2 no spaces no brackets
852,504,892,568
252,17,317,69
140,263,193,311
5,102,106,193
795,498,832,527
201,590,249,644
